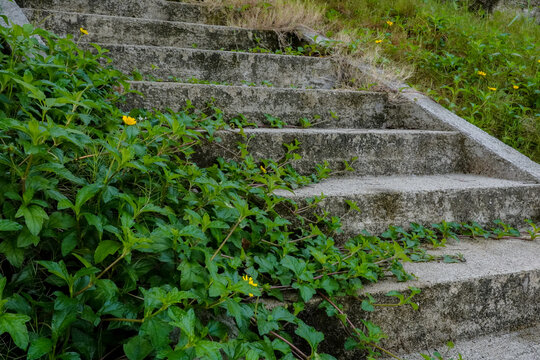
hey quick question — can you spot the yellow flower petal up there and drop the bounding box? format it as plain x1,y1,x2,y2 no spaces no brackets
386,21,394,26
249,293,253,297
375,39,383,44
80,27,88,35
122,115,137,126
513,85,519,89
477,71,486,76
260,165,267,173
488,87,497,91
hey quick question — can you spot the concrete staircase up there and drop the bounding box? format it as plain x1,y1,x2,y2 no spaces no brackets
14,0,540,358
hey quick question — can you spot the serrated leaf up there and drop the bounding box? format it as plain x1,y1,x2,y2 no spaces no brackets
295,322,324,353
94,240,121,264
123,336,153,360
74,184,102,215
0,313,30,349
16,205,48,236
28,337,53,360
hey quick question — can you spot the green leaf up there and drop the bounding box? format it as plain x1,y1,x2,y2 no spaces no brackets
61,232,78,257
168,307,196,342
292,283,316,302
52,294,78,341
140,317,172,349
94,240,121,264
295,322,324,353
28,337,53,360
123,336,153,360
361,299,374,312
0,239,25,267
0,219,22,232
74,184,102,215
15,205,48,236
0,313,30,350
38,260,71,283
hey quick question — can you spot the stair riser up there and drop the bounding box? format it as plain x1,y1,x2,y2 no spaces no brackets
126,82,398,129
24,9,283,50
197,131,464,176
308,270,540,357
104,45,337,89
286,185,540,234
18,0,208,23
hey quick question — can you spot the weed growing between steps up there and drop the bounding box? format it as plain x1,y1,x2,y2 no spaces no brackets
193,0,539,163
1,22,539,360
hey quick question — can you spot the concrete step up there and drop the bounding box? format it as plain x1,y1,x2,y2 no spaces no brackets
199,129,464,177
275,174,540,233
23,9,287,50
17,0,209,23
396,324,540,360
309,237,540,358
98,44,338,89
126,82,413,129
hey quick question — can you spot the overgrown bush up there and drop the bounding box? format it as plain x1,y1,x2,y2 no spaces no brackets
0,21,434,360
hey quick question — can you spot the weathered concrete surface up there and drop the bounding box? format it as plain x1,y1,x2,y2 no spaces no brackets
100,45,338,89
1,0,31,27
127,82,447,130
307,238,540,357
351,61,540,184
17,0,209,23
396,324,540,359
23,9,284,51
276,174,540,233
198,129,464,176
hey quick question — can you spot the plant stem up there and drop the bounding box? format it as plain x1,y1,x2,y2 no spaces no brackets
210,217,243,261
74,251,127,296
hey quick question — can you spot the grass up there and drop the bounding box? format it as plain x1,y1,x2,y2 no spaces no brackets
195,0,540,162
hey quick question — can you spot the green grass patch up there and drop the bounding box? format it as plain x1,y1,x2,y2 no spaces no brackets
311,0,539,162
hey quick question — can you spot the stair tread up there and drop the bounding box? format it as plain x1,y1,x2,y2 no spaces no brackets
370,237,540,293
24,8,284,50
128,80,378,95
239,128,458,135
397,323,540,360
277,174,539,197
20,0,208,23
25,8,236,29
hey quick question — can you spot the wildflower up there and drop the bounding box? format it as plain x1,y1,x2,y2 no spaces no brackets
260,165,267,173
242,274,258,287
122,115,137,126
477,71,486,77
242,274,258,297
386,21,394,26
513,85,519,89
375,39,383,44
488,87,497,91
80,27,88,35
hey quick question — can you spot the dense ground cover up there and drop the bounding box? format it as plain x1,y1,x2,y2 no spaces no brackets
0,21,449,360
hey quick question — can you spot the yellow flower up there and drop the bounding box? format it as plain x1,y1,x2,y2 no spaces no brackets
386,21,394,26
513,85,519,89
488,87,497,91
122,115,137,126
477,71,486,76
260,165,267,173
375,39,383,44
80,27,88,35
